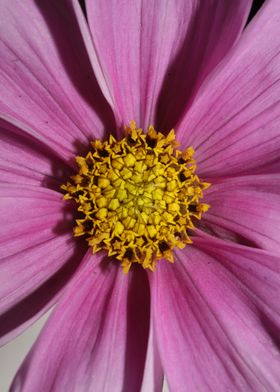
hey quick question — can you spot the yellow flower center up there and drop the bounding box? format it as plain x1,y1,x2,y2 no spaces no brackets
62,122,210,272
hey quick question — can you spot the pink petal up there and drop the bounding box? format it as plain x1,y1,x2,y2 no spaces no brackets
202,174,280,253
11,257,152,392
85,0,251,129
0,117,71,187
0,0,115,161
0,251,84,347
0,184,86,344
177,0,280,177
150,241,280,391
140,319,164,392
69,0,116,114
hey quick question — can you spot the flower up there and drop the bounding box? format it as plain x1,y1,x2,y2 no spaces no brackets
1,0,280,391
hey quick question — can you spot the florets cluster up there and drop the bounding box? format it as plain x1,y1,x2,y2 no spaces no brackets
62,122,209,272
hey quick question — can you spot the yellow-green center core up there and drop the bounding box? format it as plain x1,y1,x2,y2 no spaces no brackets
62,122,210,272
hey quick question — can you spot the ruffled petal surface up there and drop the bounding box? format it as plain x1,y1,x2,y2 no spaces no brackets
85,0,251,129
0,110,85,344
178,0,280,177
0,0,115,161
150,240,280,391
202,174,280,253
0,184,86,345
11,257,152,392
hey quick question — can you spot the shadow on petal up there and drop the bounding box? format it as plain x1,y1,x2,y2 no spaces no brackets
34,0,115,133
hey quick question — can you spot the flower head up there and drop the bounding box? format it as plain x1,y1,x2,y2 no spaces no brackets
62,121,209,271
1,1,280,391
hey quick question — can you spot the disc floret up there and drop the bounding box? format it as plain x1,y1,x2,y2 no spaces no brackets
62,122,210,272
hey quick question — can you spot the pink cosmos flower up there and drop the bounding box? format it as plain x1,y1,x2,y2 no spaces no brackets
1,0,280,391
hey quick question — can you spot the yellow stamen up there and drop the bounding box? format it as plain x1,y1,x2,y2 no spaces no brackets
61,122,210,272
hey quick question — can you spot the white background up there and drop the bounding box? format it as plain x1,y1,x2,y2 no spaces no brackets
0,312,50,392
